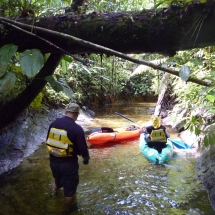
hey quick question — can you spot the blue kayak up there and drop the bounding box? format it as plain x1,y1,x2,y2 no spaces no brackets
139,133,174,164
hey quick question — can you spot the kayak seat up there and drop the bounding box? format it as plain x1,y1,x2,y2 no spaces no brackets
101,127,114,133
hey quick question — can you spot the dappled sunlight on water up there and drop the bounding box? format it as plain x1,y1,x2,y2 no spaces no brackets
78,141,214,215
0,103,214,215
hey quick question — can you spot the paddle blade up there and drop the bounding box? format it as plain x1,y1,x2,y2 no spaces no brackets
168,139,191,149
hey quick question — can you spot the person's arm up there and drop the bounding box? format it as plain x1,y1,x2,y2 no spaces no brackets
145,126,152,134
75,128,90,164
139,125,146,133
67,124,90,164
165,129,170,138
139,125,151,134
162,125,170,138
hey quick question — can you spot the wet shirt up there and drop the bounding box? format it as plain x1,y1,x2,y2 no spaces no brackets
47,116,89,163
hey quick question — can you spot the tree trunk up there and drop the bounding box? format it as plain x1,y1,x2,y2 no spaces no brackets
0,2,215,56
154,73,170,116
0,53,63,130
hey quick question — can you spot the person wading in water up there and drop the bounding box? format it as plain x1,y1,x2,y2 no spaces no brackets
46,102,90,214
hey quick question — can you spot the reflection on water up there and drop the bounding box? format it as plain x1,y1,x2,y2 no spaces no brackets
88,102,154,129
0,103,214,215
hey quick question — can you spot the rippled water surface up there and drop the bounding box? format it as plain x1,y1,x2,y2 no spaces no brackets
0,103,214,215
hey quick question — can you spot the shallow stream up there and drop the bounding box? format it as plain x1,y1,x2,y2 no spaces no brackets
0,102,214,215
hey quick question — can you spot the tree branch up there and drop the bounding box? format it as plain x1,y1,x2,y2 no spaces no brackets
0,17,210,87
0,19,88,65
0,53,63,130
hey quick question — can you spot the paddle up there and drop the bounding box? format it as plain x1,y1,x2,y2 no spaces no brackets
167,138,191,149
115,112,142,126
115,112,190,149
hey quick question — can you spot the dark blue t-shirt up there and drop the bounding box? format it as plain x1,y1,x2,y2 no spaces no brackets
47,116,89,163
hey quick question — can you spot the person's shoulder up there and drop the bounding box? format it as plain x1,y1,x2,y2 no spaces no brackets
68,121,84,131
50,117,59,125
75,123,85,131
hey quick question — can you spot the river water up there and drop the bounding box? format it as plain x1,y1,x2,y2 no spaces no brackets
0,102,214,215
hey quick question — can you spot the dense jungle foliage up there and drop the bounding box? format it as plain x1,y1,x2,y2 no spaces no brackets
0,0,215,147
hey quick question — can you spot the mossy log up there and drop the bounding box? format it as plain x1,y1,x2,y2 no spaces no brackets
0,2,215,56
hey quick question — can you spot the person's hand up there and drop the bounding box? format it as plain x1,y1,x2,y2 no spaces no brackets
83,158,89,165
139,126,146,133
140,125,146,130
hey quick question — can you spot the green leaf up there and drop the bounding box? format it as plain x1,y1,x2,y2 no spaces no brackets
204,134,214,146
190,59,203,66
100,75,111,81
0,72,16,102
190,124,193,133
61,59,67,73
155,0,166,8
20,49,44,77
82,66,91,74
45,75,63,92
63,55,73,63
0,44,18,62
179,65,190,82
206,94,215,103
204,136,209,147
0,62,8,78
209,109,215,113
195,127,201,135
0,44,18,77
57,78,76,99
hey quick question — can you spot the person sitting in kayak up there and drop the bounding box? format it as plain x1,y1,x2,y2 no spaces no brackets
144,116,170,153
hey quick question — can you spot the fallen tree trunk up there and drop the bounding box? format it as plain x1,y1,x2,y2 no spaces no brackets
0,2,215,56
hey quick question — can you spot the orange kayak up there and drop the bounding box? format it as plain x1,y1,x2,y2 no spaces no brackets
87,127,140,145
